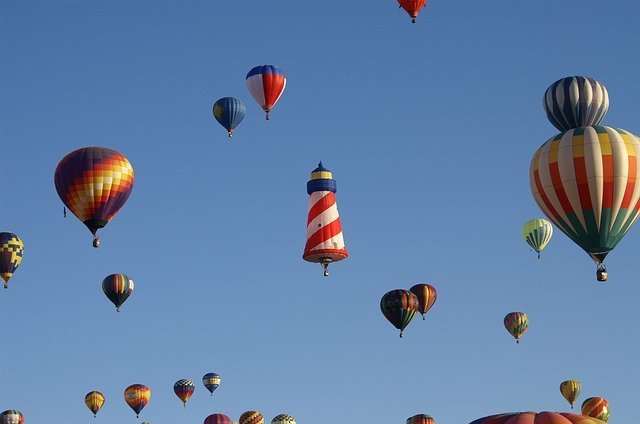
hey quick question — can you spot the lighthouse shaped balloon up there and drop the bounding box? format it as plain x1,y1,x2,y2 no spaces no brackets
303,162,348,276
531,76,640,282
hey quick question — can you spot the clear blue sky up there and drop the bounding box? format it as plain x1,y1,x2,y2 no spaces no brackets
1,0,639,422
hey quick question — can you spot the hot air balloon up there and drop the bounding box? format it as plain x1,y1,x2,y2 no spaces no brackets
560,380,581,409
409,283,437,320
380,289,419,338
0,232,24,289
407,414,435,424
543,76,609,132
271,415,296,424
173,379,195,407
202,372,221,395
54,146,134,248
530,126,640,281
398,0,427,23
85,391,105,417
102,273,134,312
0,410,24,424
240,411,264,424
204,414,231,424
469,411,607,423
582,397,610,422
124,384,150,418
246,65,286,120
522,218,553,258
503,311,529,343
213,97,246,138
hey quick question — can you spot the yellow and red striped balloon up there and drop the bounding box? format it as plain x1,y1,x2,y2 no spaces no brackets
124,384,150,418
410,283,437,320
84,391,105,417
582,397,610,422
560,379,581,408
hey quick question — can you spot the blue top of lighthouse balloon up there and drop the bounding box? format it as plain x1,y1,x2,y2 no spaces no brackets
307,161,337,194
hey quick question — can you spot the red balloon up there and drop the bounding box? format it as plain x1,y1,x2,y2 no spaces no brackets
397,0,427,23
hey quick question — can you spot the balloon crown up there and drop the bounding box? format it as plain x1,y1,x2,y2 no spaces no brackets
543,75,609,132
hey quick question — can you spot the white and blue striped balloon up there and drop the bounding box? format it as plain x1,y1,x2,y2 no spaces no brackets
543,76,609,132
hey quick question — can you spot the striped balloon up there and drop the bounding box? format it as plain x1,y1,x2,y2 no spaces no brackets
246,65,286,120
0,410,24,424
469,411,607,424
409,283,437,320
84,391,105,417
271,415,296,424
124,384,150,418
102,273,134,311
544,76,609,132
560,380,581,409
407,414,435,424
240,410,264,424
398,0,427,23
380,289,419,338
522,218,553,258
581,397,610,422
213,97,246,138
530,126,640,272
204,414,231,424
0,232,24,289
503,311,529,343
202,372,221,394
173,379,195,407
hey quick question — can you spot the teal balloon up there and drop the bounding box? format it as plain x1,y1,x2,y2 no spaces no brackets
213,97,246,138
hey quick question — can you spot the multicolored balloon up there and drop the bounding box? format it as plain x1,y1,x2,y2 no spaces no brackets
380,289,419,338
173,379,195,407
213,97,246,138
240,410,264,424
469,411,607,423
202,372,221,395
102,273,134,312
409,283,437,320
560,379,581,409
271,414,296,424
84,391,105,417
407,414,435,424
124,384,150,418
543,76,609,132
204,414,231,424
530,126,640,280
581,397,610,422
503,311,529,343
522,218,553,258
246,65,286,120
0,232,24,289
397,0,427,23
54,146,134,248
0,410,24,424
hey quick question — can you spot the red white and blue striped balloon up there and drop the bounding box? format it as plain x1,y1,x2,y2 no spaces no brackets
543,76,609,132
246,65,286,120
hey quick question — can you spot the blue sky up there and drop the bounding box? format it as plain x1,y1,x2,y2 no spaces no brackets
1,0,639,422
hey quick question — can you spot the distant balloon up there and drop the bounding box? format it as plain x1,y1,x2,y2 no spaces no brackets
503,311,529,343
380,289,419,338
407,414,435,424
397,0,427,23
522,218,553,258
246,65,286,120
54,146,134,248
202,372,221,395
0,232,24,289
85,391,105,417
469,411,607,423
581,397,610,422
240,410,264,424
173,379,195,407
560,379,581,409
271,414,296,424
0,410,24,424
544,76,609,132
409,283,437,320
213,97,246,138
102,273,134,311
124,384,150,418
204,414,231,424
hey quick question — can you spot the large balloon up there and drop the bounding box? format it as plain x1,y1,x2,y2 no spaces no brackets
0,410,24,424
397,0,427,23
560,379,581,409
503,312,529,343
240,410,264,424
102,273,134,312
522,219,553,258
173,379,195,407
271,415,296,424
409,283,437,320
85,391,105,417
581,397,610,422
380,289,419,338
124,384,150,418
213,97,246,138
544,76,609,132
0,232,24,289
54,146,134,248
530,126,640,281
469,411,607,423
204,414,231,424
407,414,435,424
246,65,286,120
203,372,221,394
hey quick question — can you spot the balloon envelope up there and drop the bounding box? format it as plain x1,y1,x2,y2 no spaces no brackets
246,65,286,119
560,379,581,408
271,415,296,424
407,414,435,424
85,391,105,417
522,219,553,256
213,97,246,138
240,410,264,424
581,397,610,422
0,410,24,424
202,372,221,394
470,411,606,423
544,76,609,132
503,312,529,343
124,384,150,417
398,0,427,23
173,379,195,406
380,289,419,337
204,414,231,424
0,232,24,288
409,283,437,319
102,273,134,311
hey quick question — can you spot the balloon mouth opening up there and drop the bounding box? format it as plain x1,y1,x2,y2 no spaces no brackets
84,219,108,234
